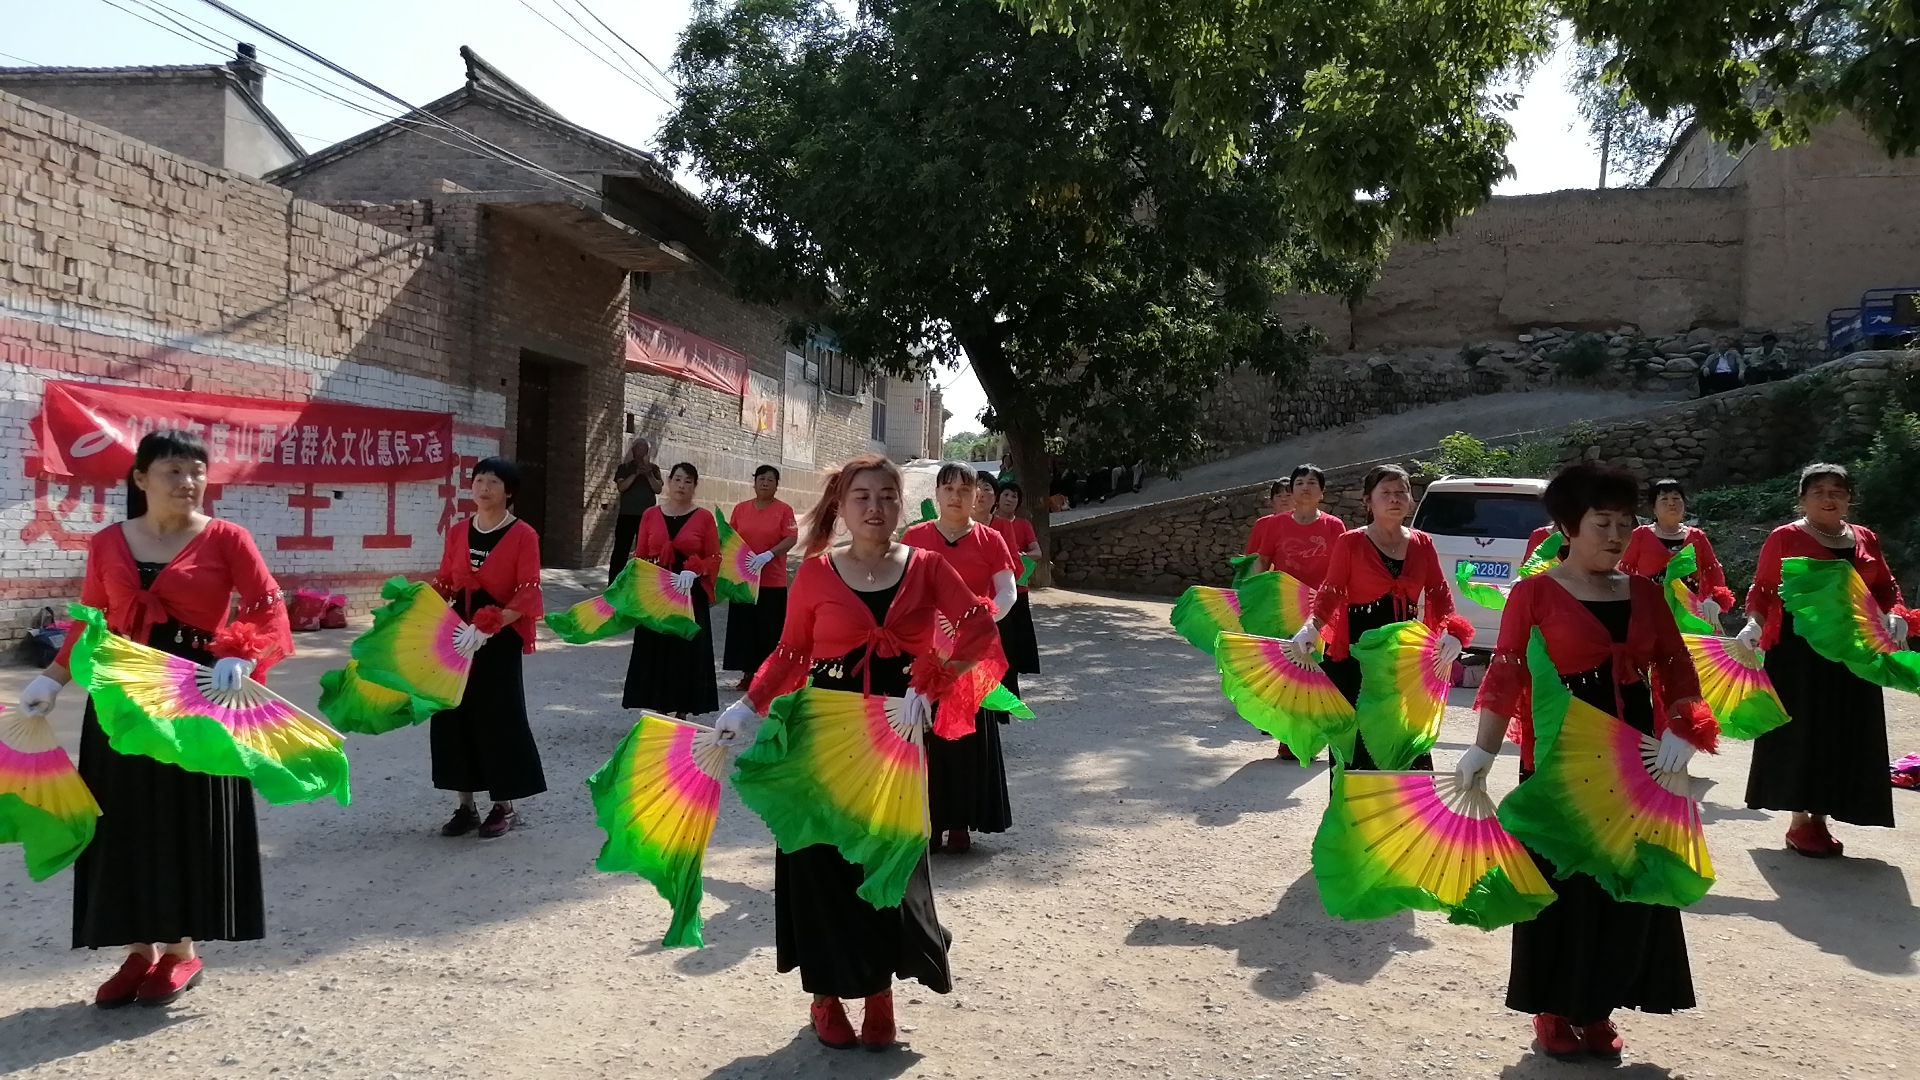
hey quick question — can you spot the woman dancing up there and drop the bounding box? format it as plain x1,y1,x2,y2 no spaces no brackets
428,457,547,840
1249,465,1347,759
905,464,1019,852
711,454,996,1050
722,465,799,690
1243,478,1293,559
1618,478,1734,625
989,479,1043,691
1739,463,1905,856
16,430,291,1007
1289,464,1468,769
1458,462,1718,1059
622,462,721,719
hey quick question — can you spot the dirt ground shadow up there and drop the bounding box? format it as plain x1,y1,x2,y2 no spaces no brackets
700,1031,924,1079
1689,849,1919,974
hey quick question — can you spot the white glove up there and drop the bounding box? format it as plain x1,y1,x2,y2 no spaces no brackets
452,622,491,658
1435,632,1464,670
1885,612,1906,643
672,569,699,594
1734,619,1763,652
210,657,256,692
1654,729,1698,774
713,698,758,746
745,551,775,575
1700,599,1722,625
1455,744,1498,792
17,674,63,717
901,688,933,732
1284,621,1319,663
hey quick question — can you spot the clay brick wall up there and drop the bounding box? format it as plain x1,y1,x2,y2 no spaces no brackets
0,74,229,173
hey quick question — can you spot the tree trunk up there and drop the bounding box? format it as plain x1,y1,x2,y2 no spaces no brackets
1005,422,1055,588
952,327,1056,588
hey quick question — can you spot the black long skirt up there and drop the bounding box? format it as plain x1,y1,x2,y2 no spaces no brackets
1745,612,1895,827
623,588,719,715
73,633,263,948
1508,666,1693,1023
430,628,546,802
927,709,1013,835
721,585,788,676
775,846,951,998
1323,654,1433,771
999,593,1041,674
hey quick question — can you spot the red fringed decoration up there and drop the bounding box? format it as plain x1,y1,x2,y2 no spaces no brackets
1708,586,1736,612
908,658,961,702
1440,613,1476,649
685,555,722,577
1666,698,1721,754
1896,606,1920,639
746,645,812,714
211,621,275,663
471,606,506,635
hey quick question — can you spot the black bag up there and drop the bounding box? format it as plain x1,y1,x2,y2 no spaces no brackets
19,606,65,668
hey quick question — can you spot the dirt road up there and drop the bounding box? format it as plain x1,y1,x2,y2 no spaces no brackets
0,585,1913,1078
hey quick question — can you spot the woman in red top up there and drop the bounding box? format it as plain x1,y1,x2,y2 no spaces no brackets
1737,464,1908,855
710,454,996,1051
1617,479,1734,623
426,458,547,840
623,462,722,718
17,430,291,1008
1293,464,1470,769
1523,525,1565,564
1252,464,1347,588
905,464,1020,852
1458,463,1717,1060
722,464,800,690
990,480,1043,681
1242,478,1293,557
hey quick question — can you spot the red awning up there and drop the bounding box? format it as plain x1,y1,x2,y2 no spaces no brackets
625,312,748,396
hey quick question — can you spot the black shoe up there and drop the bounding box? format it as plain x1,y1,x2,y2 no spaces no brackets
441,804,479,837
479,804,516,838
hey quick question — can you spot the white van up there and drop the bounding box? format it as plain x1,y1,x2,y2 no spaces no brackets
1411,477,1553,646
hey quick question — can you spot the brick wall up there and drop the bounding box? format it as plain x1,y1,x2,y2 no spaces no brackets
0,74,229,174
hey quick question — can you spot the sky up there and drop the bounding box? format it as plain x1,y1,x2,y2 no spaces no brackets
2,0,1603,436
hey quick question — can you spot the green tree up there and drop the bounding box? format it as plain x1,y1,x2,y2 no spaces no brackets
1569,41,1693,186
663,0,1369,577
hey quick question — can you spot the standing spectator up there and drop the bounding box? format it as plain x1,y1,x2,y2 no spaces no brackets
1748,334,1793,384
611,437,663,583
1697,337,1744,396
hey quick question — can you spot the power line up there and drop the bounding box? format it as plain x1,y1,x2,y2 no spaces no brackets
539,0,657,89
511,0,672,107
557,0,678,93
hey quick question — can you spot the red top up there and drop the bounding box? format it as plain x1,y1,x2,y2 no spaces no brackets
1255,511,1347,588
1618,525,1734,609
1744,523,1905,650
903,520,1019,602
747,547,997,713
1244,515,1276,556
990,515,1040,593
1311,528,1462,660
55,519,293,675
1474,574,1713,769
729,498,799,588
431,517,545,654
634,505,722,603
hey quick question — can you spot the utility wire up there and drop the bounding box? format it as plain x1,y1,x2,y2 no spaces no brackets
512,0,672,107
539,0,656,89
562,0,678,91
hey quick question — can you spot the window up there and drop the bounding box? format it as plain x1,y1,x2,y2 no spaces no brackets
807,338,866,397
1411,491,1551,540
869,377,889,441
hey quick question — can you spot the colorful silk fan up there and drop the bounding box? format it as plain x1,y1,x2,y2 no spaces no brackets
980,683,1035,719
316,659,420,735
587,712,726,947
66,605,351,807
605,557,701,640
0,705,100,882
1349,620,1450,771
916,498,937,523
1312,767,1556,929
1519,532,1564,577
1017,554,1036,587
1496,630,1713,907
1236,570,1315,640
730,687,928,908
1661,545,1717,634
1778,557,1920,693
1214,632,1356,763
1453,560,1508,611
926,613,1012,737
1682,634,1790,740
1229,552,1262,589
316,576,471,734
713,515,762,606
1170,586,1244,656
543,593,642,645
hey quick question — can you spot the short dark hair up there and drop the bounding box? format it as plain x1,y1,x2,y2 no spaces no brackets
753,464,780,482
127,429,210,519
974,468,1000,492
1761,333,1778,345
1289,464,1327,488
935,461,977,489
471,457,521,505
997,481,1024,508
669,461,700,483
1798,461,1852,496
1543,463,1639,534
1647,478,1686,503
1268,478,1292,498
1360,464,1410,503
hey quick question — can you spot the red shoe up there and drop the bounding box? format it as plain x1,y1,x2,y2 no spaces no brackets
134,954,203,1006
1578,1019,1623,1059
946,829,972,854
810,998,857,1050
1813,819,1844,856
1275,743,1297,760
95,953,157,1009
1786,822,1839,858
1532,1014,1581,1059
859,991,896,1051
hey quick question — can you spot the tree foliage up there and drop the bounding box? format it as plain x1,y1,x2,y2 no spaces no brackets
1009,0,1920,170
1569,41,1694,186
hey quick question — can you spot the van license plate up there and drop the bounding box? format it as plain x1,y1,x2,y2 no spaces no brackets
1458,559,1511,580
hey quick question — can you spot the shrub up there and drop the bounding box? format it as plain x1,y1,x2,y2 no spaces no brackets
1689,475,1799,524
1854,401,1920,580
1549,333,1612,380
1415,431,1563,478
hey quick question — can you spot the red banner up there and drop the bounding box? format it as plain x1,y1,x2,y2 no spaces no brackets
626,312,748,396
31,381,456,485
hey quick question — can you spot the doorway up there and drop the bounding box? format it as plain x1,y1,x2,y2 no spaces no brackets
515,357,552,562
